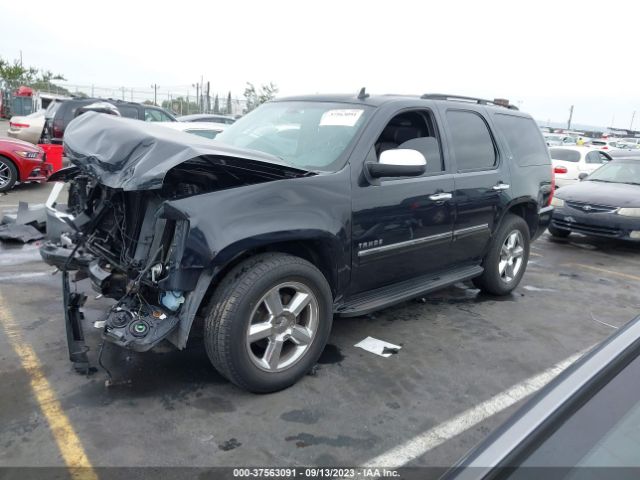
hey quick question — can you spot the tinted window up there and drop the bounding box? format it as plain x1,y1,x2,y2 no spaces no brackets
586,151,609,164
550,148,581,162
447,110,496,171
117,106,139,119
495,114,550,166
144,108,173,122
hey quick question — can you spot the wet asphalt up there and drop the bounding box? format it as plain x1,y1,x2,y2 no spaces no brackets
1,181,640,469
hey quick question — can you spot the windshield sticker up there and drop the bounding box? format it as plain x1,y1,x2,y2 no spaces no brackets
319,109,363,127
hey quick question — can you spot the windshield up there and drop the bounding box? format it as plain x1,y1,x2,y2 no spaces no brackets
214,101,370,172
588,160,640,184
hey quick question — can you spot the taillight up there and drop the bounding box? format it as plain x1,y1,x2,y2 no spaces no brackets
52,119,64,138
10,122,29,128
554,166,568,174
549,166,556,206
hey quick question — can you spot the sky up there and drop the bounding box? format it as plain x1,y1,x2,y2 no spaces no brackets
2,0,640,128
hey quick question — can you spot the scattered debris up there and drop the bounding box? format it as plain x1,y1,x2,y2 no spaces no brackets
0,224,44,243
16,202,47,230
523,285,556,292
354,336,402,357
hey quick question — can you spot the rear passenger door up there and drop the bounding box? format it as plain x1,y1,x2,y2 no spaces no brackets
441,108,510,264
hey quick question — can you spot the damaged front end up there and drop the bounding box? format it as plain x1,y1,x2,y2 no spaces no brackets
41,112,312,371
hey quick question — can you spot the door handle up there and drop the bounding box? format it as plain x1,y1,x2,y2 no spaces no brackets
492,183,510,191
429,192,453,201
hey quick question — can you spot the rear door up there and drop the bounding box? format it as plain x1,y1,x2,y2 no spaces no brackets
440,108,510,264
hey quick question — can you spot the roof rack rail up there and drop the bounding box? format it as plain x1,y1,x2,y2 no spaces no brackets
420,93,519,110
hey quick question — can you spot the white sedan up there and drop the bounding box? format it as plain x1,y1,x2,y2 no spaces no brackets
7,110,45,145
550,146,612,187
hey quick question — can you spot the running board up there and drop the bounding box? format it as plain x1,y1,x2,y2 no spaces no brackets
335,265,483,317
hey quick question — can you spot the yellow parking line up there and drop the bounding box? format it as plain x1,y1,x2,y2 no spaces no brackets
0,292,97,480
564,263,640,282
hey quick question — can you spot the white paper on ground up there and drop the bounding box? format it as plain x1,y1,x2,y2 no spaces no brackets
354,336,402,358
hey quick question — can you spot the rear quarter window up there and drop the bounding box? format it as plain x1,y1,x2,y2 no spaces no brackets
550,148,581,162
494,114,550,166
117,105,139,119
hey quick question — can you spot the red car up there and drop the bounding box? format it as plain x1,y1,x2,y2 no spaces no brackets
0,138,52,192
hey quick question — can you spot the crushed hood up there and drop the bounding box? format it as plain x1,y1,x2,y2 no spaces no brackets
63,112,310,190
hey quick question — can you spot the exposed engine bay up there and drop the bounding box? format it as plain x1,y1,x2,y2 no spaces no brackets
40,112,313,371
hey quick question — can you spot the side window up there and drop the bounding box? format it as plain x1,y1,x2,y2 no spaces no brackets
446,110,496,171
374,110,444,174
117,106,138,119
144,108,164,122
586,151,606,164
494,114,550,166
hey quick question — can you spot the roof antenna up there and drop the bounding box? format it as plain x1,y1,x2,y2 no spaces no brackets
357,87,369,100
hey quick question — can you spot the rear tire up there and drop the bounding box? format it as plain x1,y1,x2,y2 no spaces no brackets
473,214,530,296
0,157,18,193
548,224,571,238
204,253,333,393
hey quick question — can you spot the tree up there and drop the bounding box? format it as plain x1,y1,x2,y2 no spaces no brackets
243,82,278,112
0,56,65,90
213,94,219,114
226,91,232,115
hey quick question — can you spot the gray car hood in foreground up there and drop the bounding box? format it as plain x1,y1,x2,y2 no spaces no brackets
63,112,309,191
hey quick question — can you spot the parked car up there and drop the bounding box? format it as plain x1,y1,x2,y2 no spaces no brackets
447,315,640,479
177,113,236,125
40,92,553,392
42,98,176,145
543,133,576,146
618,137,640,148
158,121,226,139
549,158,640,240
0,138,52,192
7,109,46,145
550,146,611,187
586,138,621,151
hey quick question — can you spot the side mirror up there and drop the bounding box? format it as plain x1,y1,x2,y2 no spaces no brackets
366,149,427,178
578,172,589,181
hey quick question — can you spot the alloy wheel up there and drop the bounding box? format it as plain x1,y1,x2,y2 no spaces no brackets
245,281,319,372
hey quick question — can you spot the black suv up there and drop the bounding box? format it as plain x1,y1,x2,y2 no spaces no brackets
42,98,176,144
41,93,553,392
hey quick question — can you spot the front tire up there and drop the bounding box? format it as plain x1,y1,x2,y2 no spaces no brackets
0,157,18,193
473,214,530,295
204,253,333,393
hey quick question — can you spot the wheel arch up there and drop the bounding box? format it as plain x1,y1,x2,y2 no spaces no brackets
501,199,539,239
174,234,344,350
0,154,21,182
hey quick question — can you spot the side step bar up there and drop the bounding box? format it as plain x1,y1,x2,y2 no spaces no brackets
335,265,483,317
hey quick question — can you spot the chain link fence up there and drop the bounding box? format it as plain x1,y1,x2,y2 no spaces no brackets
38,82,247,116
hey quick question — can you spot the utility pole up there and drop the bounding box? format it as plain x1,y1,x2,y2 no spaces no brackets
206,81,210,114
151,84,158,106
631,111,636,131
121,86,125,100
567,105,574,130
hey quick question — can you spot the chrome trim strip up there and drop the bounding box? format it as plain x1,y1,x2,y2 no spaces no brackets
358,231,452,257
358,223,490,257
453,223,490,238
